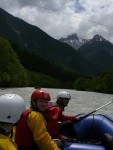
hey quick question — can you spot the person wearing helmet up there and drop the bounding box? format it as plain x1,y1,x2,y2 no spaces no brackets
47,91,81,142
15,88,61,150
0,94,26,150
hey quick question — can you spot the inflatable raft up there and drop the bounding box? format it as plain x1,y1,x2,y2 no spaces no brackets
63,114,113,150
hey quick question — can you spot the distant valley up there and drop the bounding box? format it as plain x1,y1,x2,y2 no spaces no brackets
1,7,113,93
0,7,97,77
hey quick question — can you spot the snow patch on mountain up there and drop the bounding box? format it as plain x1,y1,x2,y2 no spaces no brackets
59,33,88,50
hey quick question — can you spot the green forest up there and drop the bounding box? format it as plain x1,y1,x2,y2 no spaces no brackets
0,36,79,88
0,36,113,94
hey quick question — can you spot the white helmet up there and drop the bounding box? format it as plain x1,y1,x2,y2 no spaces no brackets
57,91,71,100
0,94,26,123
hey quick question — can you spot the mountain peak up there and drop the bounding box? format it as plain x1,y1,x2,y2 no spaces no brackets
92,34,106,42
59,33,88,50
66,33,79,41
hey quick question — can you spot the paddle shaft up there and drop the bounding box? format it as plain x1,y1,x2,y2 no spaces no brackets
81,100,113,119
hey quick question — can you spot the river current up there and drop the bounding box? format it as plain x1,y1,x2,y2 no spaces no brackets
0,87,113,118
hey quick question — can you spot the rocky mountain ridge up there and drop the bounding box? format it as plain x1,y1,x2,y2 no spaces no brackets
59,33,88,49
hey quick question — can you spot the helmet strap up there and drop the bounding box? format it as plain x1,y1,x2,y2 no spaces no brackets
56,99,65,111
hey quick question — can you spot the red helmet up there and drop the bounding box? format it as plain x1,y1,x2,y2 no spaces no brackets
31,89,51,101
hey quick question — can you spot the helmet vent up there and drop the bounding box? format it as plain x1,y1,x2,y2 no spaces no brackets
7,116,11,119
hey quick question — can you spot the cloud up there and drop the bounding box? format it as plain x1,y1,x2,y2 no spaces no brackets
0,0,113,42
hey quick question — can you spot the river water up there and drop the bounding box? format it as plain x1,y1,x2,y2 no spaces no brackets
0,87,113,118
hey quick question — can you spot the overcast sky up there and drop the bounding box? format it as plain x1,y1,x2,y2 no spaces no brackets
0,0,113,42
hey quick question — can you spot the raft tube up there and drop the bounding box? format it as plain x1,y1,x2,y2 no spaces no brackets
64,142,105,150
63,114,113,150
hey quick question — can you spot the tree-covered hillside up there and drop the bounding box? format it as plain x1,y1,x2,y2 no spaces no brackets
75,67,113,94
0,36,28,86
0,36,80,88
1,36,113,94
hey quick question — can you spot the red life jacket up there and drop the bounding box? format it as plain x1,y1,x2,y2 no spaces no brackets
15,109,38,149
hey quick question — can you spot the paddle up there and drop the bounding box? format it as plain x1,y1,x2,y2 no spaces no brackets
81,99,113,119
